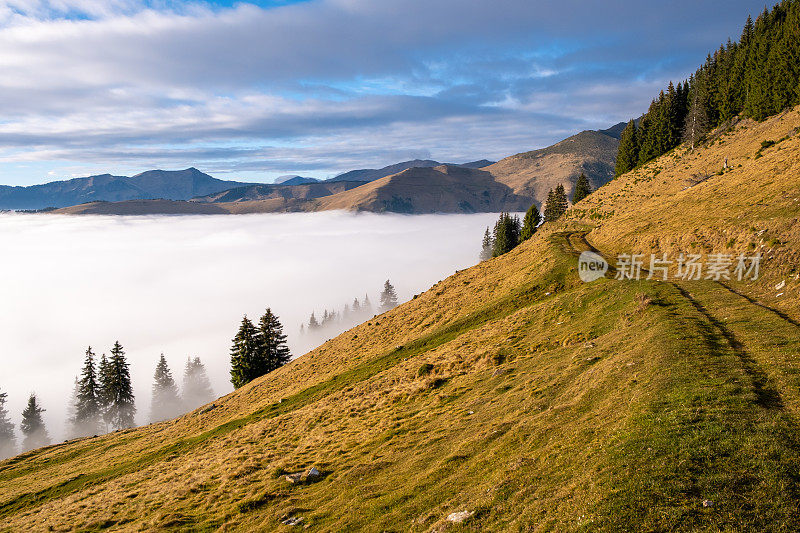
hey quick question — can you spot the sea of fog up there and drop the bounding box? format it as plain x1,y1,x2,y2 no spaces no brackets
0,211,500,442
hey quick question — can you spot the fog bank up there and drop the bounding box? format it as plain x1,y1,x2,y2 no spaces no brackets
0,211,498,444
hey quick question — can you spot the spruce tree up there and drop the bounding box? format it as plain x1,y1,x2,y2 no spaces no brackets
150,354,182,423
520,204,541,241
0,389,16,459
258,308,291,373
492,212,520,256
66,377,80,439
183,357,215,410
362,294,373,315
543,185,568,222
230,316,260,389
97,353,113,431
20,394,49,451
352,298,361,314
379,280,399,313
479,227,494,261
308,312,319,330
105,342,136,430
71,347,102,437
615,119,639,176
572,173,592,203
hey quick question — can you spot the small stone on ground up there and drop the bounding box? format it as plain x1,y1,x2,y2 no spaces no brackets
285,473,302,484
447,510,473,523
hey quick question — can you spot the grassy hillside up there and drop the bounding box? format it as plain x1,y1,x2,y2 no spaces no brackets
2,108,800,531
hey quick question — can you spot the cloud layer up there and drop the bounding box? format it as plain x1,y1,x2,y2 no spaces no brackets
0,211,499,442
0,0,767,184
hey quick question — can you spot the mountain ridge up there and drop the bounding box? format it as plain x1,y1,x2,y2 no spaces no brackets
45,124,621,215
0,168,255,210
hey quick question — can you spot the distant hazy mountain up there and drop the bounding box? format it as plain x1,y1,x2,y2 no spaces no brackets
192,181,366,207
274,175,320,185
327,158,495,183
0,167,254,210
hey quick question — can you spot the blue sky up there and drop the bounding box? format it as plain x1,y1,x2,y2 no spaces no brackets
0,0,769,185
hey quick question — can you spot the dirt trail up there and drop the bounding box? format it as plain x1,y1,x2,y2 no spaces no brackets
561,229,800,414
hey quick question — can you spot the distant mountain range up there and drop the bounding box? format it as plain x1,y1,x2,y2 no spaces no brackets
273,175,321,185
327,159,494,183
0,168,254,210
19,123,624,215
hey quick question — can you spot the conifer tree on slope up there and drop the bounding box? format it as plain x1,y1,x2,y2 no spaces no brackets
71,347,102,437
379,280,399,313
362,294,373,315
97,353,115,431
230,316,260,389
543,184,568,222
492,212,521,257
0,389,16,459
150,354,182,423
257,308,291,373
520,203,541,241
66,377,80,439
684,76,710,151
20,393,49,452
105,342,136,430
571,173,592,203
615,119,639,176
183,357,215,410
308,312,320,331
479,227,494,261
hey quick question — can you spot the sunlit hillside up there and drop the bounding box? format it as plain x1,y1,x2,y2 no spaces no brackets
1,107,800,530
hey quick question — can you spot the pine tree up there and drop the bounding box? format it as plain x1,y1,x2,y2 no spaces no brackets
543,185,568,222
520,204,541,241
230,316,260,389
492,212,521,256
20,394,49,452
379,280,399,313
257,308,291,373
105,342,136,430
0,389,16,459
308,312,319,330
684,78,710,150
352,298,361,314
615,119,639,176
71,347,102,437
479,227,494,261
362,294,373,315
97,353,113,431
572,173,592,203
66,377,80,439
183,357,214,410
150,354,182,423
